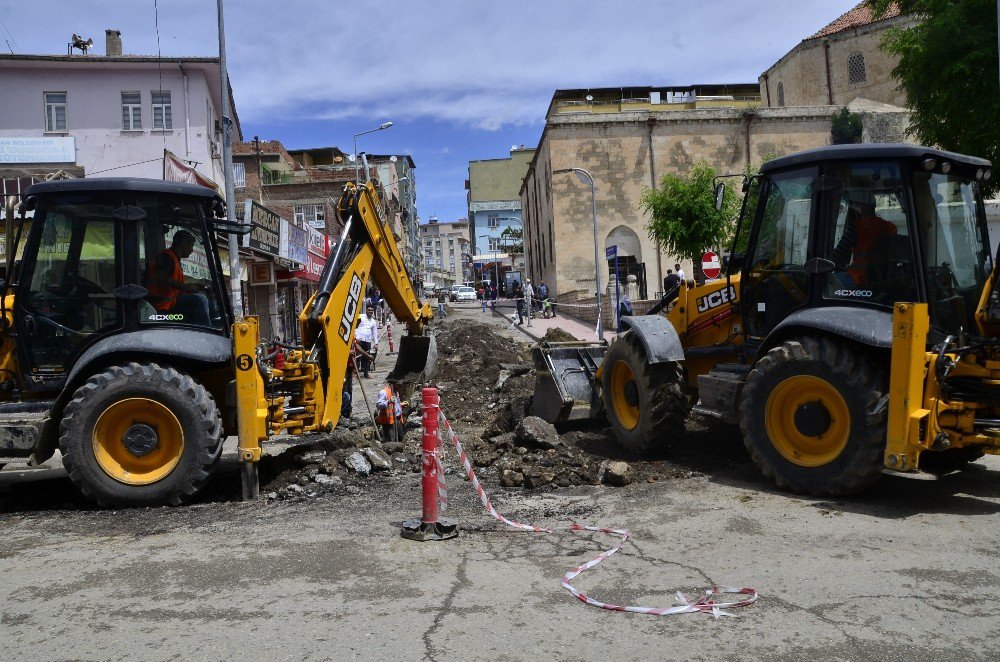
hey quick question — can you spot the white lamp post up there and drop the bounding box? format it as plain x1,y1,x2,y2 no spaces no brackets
353,121,393,184
553,167,603,341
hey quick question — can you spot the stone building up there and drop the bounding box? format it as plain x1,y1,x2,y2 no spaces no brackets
759,2,915,109
519,85,855,306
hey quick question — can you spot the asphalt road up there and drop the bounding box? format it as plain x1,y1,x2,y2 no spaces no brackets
2,302,1000,661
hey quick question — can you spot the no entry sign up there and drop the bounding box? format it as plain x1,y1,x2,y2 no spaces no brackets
702,251,721,280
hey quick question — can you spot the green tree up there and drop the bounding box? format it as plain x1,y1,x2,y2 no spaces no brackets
500,226,523,254
830,107,863,144
641,162,740,264
868,0,1000,182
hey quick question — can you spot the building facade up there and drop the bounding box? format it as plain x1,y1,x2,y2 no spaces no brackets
759,3,915,109
519,86,910,311
418,217,470,290
0,30,238,187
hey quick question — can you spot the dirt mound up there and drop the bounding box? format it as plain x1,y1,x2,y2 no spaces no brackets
541,327,579,343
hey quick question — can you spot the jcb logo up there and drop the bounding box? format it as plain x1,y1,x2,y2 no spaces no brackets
338,274,364,343
696,286,736,313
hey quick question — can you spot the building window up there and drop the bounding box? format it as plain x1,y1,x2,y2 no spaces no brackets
776,82,785,107
294,203,326,228
121,91,142,131
44,92,67,132
232,163,246,188
487,215,500,228
848,52,867,85
152,90,172,129
488,237,500,251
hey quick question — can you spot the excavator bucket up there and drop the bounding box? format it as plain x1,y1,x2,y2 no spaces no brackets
388,334,438,398
528,341,607,424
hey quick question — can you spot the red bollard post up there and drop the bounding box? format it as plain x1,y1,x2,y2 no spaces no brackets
401,387,459,541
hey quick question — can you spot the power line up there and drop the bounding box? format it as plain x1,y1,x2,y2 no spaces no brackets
0,16,20,52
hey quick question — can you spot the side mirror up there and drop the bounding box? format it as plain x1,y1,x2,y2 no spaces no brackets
725,253,744,275
713,183,726,211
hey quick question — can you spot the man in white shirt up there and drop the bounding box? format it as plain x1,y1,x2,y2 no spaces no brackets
675,262,686,283
355,305,379,378
524,280,535,317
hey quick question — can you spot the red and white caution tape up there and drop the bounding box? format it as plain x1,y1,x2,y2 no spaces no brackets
436,412,758,618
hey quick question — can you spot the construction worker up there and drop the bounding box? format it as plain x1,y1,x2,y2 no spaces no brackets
146,229,210,325
832,190,898,286
376,378,403,443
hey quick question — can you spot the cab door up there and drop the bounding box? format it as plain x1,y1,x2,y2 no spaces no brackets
740,167,818,344
15,193,123,388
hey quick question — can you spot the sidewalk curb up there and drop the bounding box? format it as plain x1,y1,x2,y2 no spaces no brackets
486,303,542,342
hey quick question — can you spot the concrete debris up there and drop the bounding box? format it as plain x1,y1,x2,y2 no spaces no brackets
363,447,392,471
514,416,561,450
344,452,373,476
602,461,635,487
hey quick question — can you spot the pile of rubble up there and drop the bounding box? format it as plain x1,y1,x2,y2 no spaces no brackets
259,318,726,501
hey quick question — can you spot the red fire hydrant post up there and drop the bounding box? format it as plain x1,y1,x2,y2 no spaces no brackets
401,387,459,541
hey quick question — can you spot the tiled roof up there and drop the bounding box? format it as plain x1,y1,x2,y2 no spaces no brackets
809,1,901,39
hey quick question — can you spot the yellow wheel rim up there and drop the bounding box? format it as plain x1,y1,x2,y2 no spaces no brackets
92,398,184,485
609,360,641,431
765,375,850,467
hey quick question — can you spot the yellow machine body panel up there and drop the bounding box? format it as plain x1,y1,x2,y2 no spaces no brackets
667,276,743,386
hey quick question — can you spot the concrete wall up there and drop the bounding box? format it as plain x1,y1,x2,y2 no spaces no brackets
521,106,911,301
0,62,224,186
759,16,917,109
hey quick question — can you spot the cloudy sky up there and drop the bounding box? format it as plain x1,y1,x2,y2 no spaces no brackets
1,0,864,221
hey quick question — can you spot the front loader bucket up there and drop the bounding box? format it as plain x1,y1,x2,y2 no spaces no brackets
388,334,438,398
528,341,607,424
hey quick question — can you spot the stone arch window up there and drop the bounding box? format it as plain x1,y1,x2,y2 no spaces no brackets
848,52,867,85
777,82,785,107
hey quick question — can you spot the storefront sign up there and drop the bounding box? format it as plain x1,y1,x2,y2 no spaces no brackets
242,199,280,256
0,137,76,164
280,220,308,266
250,261,274,285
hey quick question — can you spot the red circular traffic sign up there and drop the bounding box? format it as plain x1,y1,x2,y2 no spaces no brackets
702,251,721,280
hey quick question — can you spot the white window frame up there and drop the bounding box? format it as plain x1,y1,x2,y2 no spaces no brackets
294,203,325,228
487,215,500,228
151,90,172,130
121,91,142,131
232,162,246,188
488,237,500,251
44,92,67,132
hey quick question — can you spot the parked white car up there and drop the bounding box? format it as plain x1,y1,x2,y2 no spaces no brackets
454,286,477,302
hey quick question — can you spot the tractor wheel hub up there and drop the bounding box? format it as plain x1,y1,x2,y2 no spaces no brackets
122,423,159,457
793,401,831,438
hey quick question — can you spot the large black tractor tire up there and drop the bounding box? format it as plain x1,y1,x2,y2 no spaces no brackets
59,362,223,507
739,337,886,496
601,332,687,452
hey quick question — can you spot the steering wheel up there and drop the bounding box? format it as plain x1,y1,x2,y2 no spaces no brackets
65,270,107,296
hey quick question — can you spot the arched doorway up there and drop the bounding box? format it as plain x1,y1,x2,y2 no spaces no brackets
605,225,647,299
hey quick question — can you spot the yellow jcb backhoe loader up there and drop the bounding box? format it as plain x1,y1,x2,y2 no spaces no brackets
532,143,1000,495
0,174,433,506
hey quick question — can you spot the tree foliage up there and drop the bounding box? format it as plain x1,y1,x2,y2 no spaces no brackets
641,162,741,262
868,0,1000,181
831,107,863,144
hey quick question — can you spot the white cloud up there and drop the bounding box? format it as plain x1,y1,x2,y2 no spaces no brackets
2,0,865,128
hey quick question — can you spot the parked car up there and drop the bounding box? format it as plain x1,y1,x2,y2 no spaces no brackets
449,285,463,301
454,286,477,302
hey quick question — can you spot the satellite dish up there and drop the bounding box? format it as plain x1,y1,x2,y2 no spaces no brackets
511,145,518,151
348,154,356,162
390,155,398,163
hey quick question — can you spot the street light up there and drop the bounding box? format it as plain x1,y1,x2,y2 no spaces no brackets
353,121,394,184
553,167,603,341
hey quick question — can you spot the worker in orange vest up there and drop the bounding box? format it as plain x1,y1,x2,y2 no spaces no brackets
146,229,211,325
832,191,898,287
376,378,403,443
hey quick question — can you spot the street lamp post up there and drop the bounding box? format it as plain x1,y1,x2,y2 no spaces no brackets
553,167,603,341
353,121,393,184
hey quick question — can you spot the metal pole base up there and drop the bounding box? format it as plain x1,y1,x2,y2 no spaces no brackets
401,517,460,541
240,461,260,501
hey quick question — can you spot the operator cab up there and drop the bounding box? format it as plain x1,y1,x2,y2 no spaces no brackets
11,178,233,391
735,144,992,347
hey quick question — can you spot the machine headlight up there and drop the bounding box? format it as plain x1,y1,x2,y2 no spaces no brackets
922,158,937,171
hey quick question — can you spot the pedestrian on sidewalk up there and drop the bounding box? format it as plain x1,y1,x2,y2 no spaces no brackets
490,283,498,310
538,280,554,317
513,281,525,325
524,280,535,319
675,263,686,283
436,289,448,318
355,305,379,378
481,289,488,313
